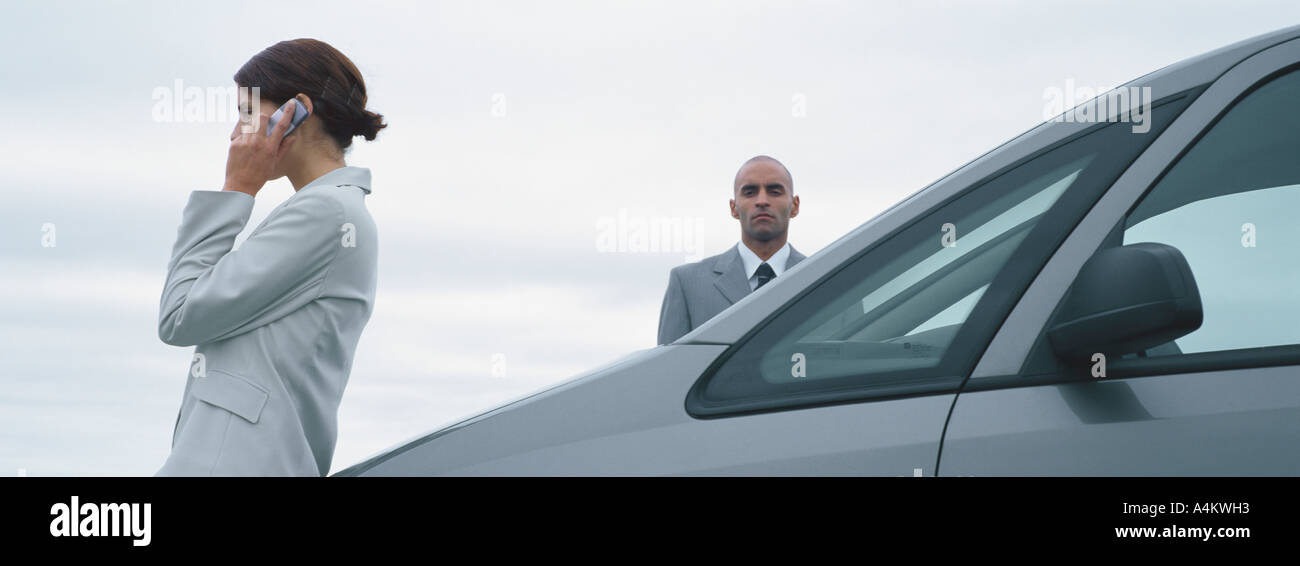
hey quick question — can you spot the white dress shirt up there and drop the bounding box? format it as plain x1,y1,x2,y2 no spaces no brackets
735,241,792,291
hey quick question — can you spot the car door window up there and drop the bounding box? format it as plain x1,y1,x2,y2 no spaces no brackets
688,88,1199,417
1121,68,1300,357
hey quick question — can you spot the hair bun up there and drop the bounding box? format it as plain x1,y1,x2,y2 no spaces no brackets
353,109,387,141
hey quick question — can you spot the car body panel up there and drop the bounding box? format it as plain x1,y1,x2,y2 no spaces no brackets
940,366,1300,475
339,344,949,475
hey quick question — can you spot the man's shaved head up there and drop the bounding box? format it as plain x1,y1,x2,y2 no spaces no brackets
734,155,793,193
730,154,799,248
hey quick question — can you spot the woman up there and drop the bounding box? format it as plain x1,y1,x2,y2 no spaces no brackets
155,38,386,476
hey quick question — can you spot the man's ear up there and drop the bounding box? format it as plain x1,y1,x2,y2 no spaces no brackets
730,198,739,219
790,195,800,218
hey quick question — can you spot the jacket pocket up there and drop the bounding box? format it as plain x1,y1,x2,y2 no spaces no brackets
191,369,270,424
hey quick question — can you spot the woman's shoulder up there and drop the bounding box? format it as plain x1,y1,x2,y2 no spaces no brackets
288,185,376,240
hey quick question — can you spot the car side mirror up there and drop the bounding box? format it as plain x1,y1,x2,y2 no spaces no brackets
1047,242,1203,363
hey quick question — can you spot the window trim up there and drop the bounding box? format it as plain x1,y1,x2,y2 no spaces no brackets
966,344,1300,394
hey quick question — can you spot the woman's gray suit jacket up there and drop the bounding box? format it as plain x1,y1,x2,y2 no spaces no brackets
155,166,377,476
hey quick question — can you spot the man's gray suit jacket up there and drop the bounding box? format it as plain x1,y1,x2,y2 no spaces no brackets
657,244,805,345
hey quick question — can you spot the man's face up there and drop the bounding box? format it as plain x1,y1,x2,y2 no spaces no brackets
730,160,799,242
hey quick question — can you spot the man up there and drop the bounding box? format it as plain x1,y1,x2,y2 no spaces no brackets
657,155,805,345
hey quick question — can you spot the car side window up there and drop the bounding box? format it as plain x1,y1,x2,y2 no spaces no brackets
1121,68,1300,357
688,89,1199,417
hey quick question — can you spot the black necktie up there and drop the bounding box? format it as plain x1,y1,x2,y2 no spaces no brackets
755,262,776,289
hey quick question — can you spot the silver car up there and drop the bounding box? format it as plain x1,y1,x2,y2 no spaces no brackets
335,24,1300,476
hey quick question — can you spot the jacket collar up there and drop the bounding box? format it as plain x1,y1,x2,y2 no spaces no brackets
711,243,806,305
298,166,372,195
711,247,751,305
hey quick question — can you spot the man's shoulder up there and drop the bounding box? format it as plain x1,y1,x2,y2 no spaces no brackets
669,247,736,277
788,244,806,262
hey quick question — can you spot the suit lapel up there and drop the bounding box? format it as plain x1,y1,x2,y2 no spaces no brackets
712,247,751,305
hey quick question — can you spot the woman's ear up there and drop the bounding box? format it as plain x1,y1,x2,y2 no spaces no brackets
294,93,313,115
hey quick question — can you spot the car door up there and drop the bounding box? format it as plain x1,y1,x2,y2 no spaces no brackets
677,88,1195,475
940,38,1300,476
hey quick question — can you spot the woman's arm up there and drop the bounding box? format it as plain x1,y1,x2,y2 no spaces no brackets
157,189,344,346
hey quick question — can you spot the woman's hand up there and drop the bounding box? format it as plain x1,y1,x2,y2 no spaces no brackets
222,99,300,197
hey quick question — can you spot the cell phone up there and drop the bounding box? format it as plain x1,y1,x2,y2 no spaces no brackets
266,99,309,137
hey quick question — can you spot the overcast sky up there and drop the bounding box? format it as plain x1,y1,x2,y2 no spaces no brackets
3,0,1299,476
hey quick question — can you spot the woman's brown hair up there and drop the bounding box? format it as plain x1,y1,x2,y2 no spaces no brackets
235,38,387,151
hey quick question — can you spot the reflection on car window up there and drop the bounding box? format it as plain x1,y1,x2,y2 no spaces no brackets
907,283,988,337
